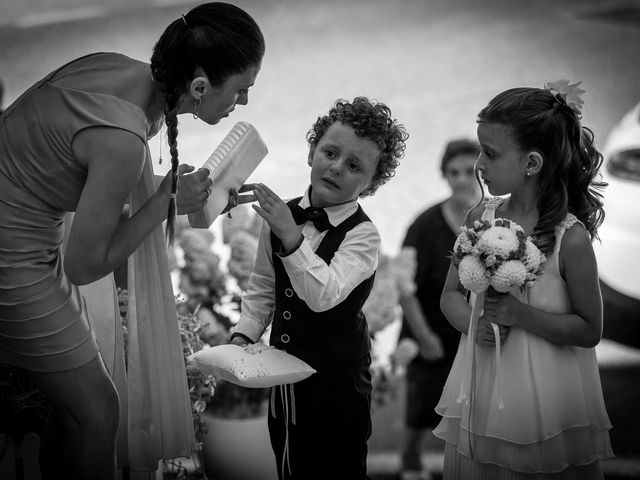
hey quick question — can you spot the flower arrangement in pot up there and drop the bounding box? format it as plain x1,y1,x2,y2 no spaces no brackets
175,218,270,419
362,248,420,408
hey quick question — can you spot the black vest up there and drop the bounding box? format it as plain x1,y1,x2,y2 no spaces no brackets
269,198,375,372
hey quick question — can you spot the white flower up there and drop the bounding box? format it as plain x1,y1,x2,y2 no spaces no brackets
477,226,519,258
458,255,489,293
490,260,528,292
363,260,400,333
485,254,497,267
523,239,545,272
454,230,475,254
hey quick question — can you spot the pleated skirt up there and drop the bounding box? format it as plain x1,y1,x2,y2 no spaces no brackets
434,327,613,475
443,443,604,480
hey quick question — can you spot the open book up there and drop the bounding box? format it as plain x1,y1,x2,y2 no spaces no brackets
188,121,268,228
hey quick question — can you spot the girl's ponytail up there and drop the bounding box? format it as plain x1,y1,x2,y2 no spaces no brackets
566,126,606,240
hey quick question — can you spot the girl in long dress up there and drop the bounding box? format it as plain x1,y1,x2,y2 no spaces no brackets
434,82,614,479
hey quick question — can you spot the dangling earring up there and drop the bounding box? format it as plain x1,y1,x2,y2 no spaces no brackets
158,125,164,164
193,97,201,120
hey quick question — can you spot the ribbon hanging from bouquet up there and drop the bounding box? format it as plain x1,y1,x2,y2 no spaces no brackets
456,291,504,410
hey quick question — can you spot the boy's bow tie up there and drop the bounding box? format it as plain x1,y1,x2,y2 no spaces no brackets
290,204,332,232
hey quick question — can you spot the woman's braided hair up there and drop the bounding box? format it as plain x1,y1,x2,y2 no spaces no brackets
150,2,264,244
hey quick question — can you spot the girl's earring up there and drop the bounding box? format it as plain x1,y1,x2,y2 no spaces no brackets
526,172,532,177
193,97,201,120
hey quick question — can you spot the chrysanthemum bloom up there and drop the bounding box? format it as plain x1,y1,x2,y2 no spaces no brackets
477,226,519,258
458,255,489,293
490,260,528,292
523,239,545,271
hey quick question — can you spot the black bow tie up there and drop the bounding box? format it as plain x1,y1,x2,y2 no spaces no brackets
290,204,332,232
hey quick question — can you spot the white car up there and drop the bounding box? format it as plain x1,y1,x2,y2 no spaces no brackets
593,101,640,345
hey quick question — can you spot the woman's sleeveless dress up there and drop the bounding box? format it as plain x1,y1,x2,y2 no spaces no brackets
0,52,150,372
433,198,613,479
0,53,197,470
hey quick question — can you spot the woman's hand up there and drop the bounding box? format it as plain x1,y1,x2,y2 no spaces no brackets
252,184,301,251
156,164,211,213
418,331,445,361
177,165,213,214
163,164,213,215
476,315,510,346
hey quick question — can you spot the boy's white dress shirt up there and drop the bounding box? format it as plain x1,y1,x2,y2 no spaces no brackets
233,186,380,342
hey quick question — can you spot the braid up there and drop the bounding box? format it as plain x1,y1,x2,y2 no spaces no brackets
164,87,181,245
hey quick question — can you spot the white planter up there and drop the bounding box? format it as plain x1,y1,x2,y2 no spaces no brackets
201,412,278,480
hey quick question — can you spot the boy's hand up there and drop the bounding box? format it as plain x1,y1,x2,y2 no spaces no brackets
230,335,249,347
252,184,302,251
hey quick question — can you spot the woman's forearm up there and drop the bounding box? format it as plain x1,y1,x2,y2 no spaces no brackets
70,192,169,285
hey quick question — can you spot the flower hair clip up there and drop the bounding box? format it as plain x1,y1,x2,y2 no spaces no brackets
544,79,585,117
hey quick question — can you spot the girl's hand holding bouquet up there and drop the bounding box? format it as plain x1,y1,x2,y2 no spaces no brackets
452,217,546,408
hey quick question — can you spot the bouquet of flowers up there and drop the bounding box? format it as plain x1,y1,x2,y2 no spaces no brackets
451,218,545,294
452,217,546,409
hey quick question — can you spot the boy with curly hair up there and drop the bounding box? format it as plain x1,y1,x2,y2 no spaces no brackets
230,97,408,479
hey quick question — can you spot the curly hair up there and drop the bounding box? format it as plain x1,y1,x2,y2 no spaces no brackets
305,97,408,197
477,87,606,254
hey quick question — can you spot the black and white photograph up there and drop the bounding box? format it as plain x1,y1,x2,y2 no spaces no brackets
1,1,639,479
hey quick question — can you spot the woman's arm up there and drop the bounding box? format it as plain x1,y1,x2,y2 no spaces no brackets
483,224,603,347
64,127,170,285
399,294,444,360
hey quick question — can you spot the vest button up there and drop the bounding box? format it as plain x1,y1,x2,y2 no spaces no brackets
281,334,290,344
283,310,291,320
285,288,294,298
